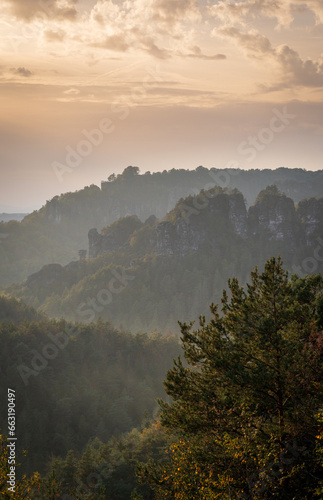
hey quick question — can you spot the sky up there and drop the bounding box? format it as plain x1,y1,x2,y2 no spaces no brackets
0,0,322,211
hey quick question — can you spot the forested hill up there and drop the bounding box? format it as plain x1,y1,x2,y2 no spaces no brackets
0,166,322,287
0,296,181,476
8,185,323,333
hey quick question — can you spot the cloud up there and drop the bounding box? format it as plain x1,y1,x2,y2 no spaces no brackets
11,67,33,77
93,34,129,52
63,88,80,95
44,29,66,42
210,0,323,29
218,26,323,89
91,0,202,38
150,0,201,28
4,0,78,21
299,0,323,25
140,37,171,59
185,45,226,61
218,27,274,59
84,0,207,61
210,0,293,28
273,44,323,88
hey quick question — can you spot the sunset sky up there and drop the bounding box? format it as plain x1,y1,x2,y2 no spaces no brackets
0,0,322,210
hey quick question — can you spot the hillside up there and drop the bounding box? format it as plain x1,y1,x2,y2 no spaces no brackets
0,295,44,323
8,185,323,333
0,296,181,475
1,166,322,288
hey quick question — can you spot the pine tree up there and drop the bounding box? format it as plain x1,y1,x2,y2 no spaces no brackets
138,258,323,499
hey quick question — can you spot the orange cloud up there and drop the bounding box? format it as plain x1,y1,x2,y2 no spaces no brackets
4,0,78,21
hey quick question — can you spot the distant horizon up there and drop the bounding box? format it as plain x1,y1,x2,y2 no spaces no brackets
2,164,323,213
1,0,322,213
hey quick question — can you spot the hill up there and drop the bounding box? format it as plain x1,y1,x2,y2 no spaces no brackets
0,295,44,323
8,184,323,333
1,166,322,287
0,296,181,474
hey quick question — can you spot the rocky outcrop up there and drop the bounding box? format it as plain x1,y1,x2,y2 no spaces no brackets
45,197,63,224
88,228,103,259
88,216,143,258
297,198,323,246
248,192,300,245
228,192,248,237
156,191,246,255
156,219,205,255
86,187,323,259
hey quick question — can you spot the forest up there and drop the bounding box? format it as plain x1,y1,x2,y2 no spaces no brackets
6,183,323,333
1,0,322,491
0,258,322,498
0,166,323,288
1,168,323,498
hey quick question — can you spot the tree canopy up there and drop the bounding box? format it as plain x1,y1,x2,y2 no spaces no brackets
138,258,323,499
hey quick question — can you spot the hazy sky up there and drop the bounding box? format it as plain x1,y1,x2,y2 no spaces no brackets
0,0,322,211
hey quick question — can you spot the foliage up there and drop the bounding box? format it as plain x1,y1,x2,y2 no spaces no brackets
40,421,170,499
11,184,323,334
1,166,323,288
0,433,41,498
0,299,181,475
138,258,323,499
0,295,44,324
255,184,282,204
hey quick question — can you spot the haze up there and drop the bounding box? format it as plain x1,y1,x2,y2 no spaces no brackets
0,0,322,210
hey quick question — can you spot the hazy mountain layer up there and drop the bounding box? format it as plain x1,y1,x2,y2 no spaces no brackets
8,185,323,333
0,213,28,223
0,296,180,474
1,166,322,287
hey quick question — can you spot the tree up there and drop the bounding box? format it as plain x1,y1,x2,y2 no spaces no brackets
122,166,140,178
255,184,282,204
138,258,323,499
0,433,41,498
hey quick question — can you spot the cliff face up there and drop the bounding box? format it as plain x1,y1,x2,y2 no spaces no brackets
155,191,248,255
45,197,63,224
25,187,323,299
156,219,205,255
297,198,323,246
2,167,323,290
248,194,301,246
87,188,323,259
17,185,323,334
228,193,248,237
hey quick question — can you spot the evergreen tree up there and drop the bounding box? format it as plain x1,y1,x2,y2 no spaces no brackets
138,258,323,499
